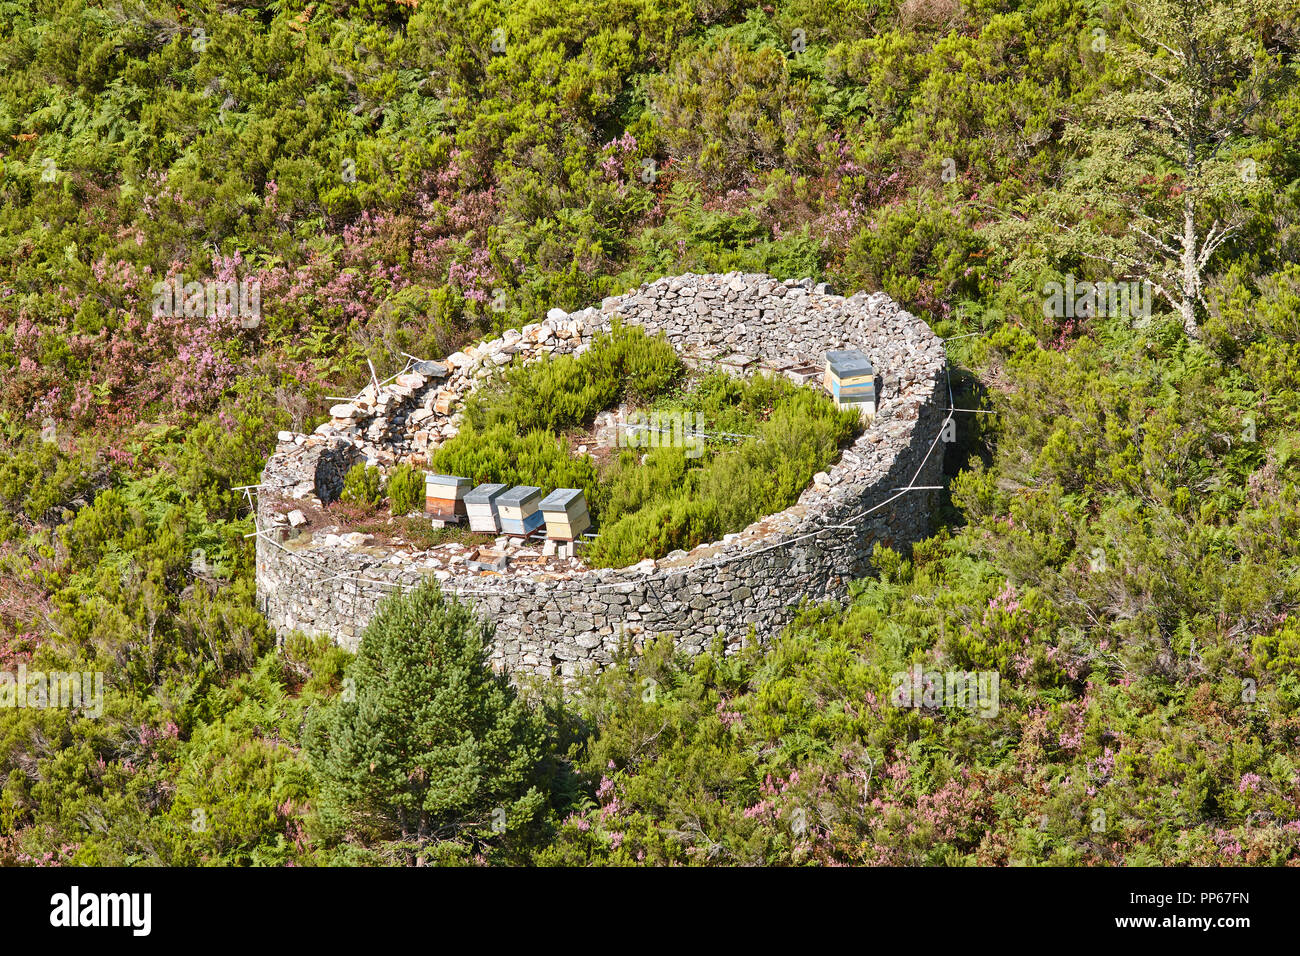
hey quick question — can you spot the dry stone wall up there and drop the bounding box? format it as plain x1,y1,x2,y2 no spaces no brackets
256,273,948,678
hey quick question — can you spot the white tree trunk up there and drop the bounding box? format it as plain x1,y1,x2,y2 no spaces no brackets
1181,191,1200,337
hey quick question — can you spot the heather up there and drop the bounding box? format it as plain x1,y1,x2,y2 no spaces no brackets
583,377,861,566
462,322,685,434
0,0,1298,866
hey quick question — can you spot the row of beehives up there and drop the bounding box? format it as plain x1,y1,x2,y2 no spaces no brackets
426,475,590,540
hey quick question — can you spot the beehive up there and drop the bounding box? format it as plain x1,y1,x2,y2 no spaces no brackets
823,349,877,416
497,485,544,536
539,488,591,541
464,483,508,534
425,474,470,520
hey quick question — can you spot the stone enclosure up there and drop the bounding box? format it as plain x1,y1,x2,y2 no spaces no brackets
255,273,948,679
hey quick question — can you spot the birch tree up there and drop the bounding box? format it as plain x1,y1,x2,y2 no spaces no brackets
1021,0,1291,337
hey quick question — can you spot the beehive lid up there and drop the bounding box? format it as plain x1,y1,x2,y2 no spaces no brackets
464,482,508,504
426,473,471,489
540,488,585,512
824,349,874,379
498,485,542,506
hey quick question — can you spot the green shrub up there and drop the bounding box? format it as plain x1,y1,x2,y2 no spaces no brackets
304,581,549,859
586,377,860,567
340,464,383,508
584,496,721,567
592,446,694,525
466,322,683,435
695,388,861,531
647,40,826,189
386,463,424,516
0,440,103,538
431,424,599,509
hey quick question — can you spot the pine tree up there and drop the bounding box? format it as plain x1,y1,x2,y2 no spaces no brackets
305,581,548,861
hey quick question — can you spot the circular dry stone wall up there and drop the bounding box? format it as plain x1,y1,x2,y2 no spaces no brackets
255,273,948,679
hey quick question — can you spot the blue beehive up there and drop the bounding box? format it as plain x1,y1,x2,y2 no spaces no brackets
822,349,876,414
497,485,544,536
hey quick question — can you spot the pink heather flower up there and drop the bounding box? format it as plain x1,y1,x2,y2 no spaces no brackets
986,581,1021,618
1087,747,1116,782
1238,773,1262,793
716,699,742,728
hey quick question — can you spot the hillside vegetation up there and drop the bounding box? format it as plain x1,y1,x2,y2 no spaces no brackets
1,0,1299,864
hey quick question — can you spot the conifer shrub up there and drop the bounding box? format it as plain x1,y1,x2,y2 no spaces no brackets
590,446,693,524
466,322,683,434
304,581,549,859
585,379,860,567
386,463,424,516
339,464,383,508
693,388,861,530
430,424,600,505
584,496,721,567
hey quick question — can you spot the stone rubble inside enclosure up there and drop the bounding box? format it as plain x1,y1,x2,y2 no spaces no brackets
256,272,949,679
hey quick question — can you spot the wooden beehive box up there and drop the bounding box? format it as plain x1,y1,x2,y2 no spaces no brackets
425,473,470,521
497,485,544,536
464,482,508,534
539,488,591,541
823,349,877,416
466,547,509,572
